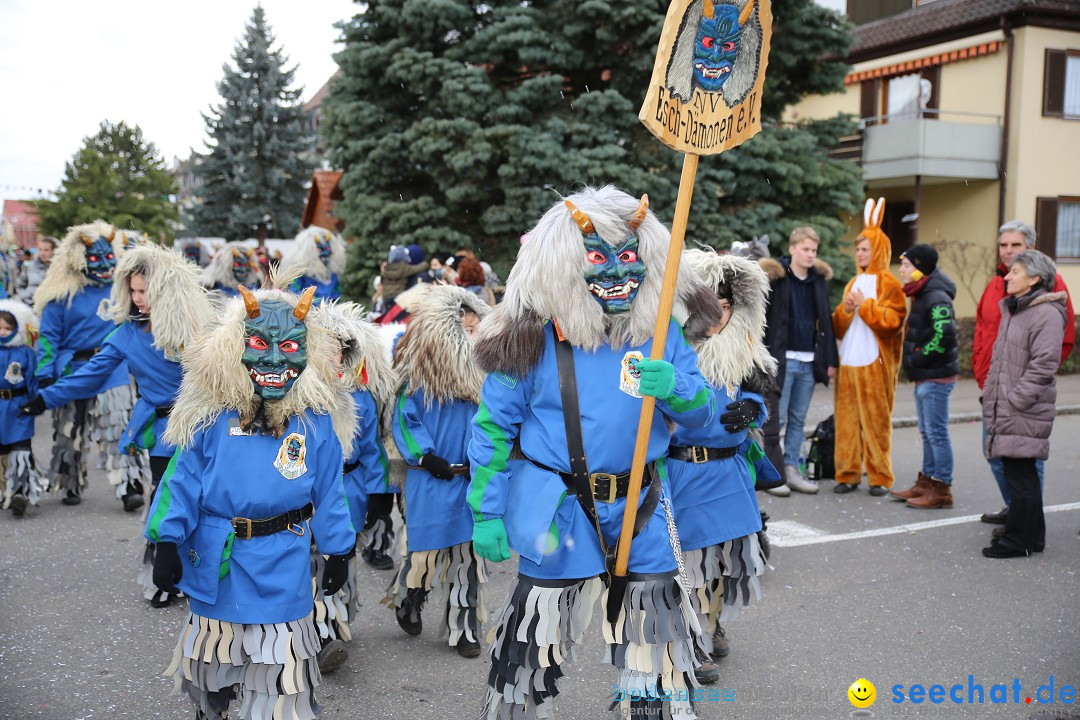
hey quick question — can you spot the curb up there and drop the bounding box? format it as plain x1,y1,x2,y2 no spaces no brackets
890,404,1080,428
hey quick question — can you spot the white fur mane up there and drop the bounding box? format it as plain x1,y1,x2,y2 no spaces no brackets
284,226,345,284
486,185,703,351
109,243,215,355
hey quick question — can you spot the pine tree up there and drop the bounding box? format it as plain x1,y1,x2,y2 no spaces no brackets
322,0,862,296
190,6,313,244
37,120,178,241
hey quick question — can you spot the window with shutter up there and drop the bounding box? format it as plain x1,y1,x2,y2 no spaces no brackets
1036,197,1059,259
1044,49,1080,119
1056,199,1080,259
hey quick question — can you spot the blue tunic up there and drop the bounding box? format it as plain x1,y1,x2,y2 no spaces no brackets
394,388,477,552
35,285,129,392
344,389,390,530
145,410,354,624
666,385,766,551
212,283,240,298
291,274,341,302
1,345,38,445
468,320,714,578
41,321,182,457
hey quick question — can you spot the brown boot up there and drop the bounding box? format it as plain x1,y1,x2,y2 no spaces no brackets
890,472,932,501
906,478,953,509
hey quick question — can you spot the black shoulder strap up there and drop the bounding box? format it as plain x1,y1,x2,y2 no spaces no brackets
552,323,611,562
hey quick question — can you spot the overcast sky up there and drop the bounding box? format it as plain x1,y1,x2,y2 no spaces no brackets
0,0,356,199
0,0,847,202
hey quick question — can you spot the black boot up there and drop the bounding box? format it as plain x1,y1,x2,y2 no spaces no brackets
62,488,81,506
9,493,28,517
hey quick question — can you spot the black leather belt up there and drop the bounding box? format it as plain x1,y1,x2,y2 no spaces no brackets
668,444,739,463
529,458,650,504
72,348,101,362
0,387,27,400
155,404,173,418
406,463,471,477
232,503,313,540
343,459,361,474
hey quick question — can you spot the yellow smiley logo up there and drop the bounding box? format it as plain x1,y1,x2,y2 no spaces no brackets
848,678,876,708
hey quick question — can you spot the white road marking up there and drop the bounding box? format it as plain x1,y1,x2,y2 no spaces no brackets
768,502,1080,548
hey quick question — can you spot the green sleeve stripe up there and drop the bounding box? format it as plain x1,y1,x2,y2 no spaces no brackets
146,451,180,542
35,335,54,374
377,443,390,490
218,532,234,580
666,386,709,414
467,401,509,517
396,390,424,460
140,419,157,450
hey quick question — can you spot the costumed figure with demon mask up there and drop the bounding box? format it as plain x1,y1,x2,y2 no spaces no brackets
308,299,397,674
202,241,263,302
31,221,147,510
0,300,45,517
22,242,213,605
145,277,356,720
467,186,725,719
285,227,345,302
668,248,777,680
382,284,491,659
177,238,212,269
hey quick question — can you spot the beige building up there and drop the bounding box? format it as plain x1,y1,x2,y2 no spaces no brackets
791,0,1080,316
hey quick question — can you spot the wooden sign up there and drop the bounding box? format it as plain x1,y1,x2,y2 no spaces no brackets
639,0,772,155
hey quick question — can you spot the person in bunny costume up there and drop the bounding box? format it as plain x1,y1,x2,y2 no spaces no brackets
830,198,907,494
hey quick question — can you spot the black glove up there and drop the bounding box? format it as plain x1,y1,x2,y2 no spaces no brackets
322,553,352,595
153,541,183,594
20,394,47,417
720,399,761,433
37,377,55,390
419,453,454,480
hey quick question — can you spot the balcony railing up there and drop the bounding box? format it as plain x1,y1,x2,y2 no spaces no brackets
827,109,1002,183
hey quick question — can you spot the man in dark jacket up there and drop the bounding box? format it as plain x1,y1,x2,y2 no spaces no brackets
759,227,838,496
973,221,1074,525
890,244,959,509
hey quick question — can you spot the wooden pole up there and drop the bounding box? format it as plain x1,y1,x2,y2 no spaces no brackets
613,152,699,577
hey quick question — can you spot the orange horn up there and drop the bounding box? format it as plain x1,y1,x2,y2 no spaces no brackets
106,226,116,243
628,194,650,230
238,285,260,318
293,286,317,320
703,0,715,19
564,199,595,235
739,0,754,25
79,233,93,247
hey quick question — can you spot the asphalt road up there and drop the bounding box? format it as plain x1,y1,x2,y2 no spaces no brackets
2,414,1078,720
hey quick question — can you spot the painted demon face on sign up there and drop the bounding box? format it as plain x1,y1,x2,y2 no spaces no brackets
693,4,743,92
242,300,307,400
583,233,646,314
83,237,117,285
316,233,333,266
232,249,253,284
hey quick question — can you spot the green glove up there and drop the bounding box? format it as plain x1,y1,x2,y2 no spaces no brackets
636,359,676,400
472,517,511,562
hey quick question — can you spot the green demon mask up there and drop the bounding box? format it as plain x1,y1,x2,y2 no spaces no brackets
238,286,316,401
566,195,650,314
232,248,255,284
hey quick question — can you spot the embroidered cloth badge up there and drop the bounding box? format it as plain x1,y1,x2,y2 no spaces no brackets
96,298,111,321
620,352,644,398
274,432,308,480
5,361,23,385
